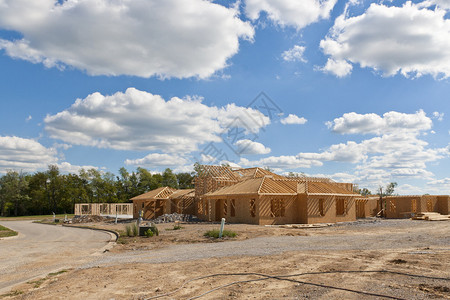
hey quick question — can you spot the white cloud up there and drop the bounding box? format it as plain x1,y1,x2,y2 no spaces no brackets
235,139,271,155
427,177,450,191
239,155,323,170
0,0,254,79
44,88,269,154
57,162,99,174
298,141,367,163
25,115,32,122
419,0,450,10
318,58,353,77
0,136,58,172
320,2,450,79
280,114,307,125
282,45,306,62
433,111,444,121
0,136,95,174
125,153,187,167
296,110,449,189
327,110,432,135
395,183,426,195
245,0,338,30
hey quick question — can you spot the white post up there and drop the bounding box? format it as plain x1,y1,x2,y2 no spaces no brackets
53,212,55,222
219,218,225,238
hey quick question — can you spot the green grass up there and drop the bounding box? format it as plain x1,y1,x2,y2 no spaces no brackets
165,225,183,231
0,214,74,221
0,224,18,238
28,270,68,288
204,229,237,239
1,290,23,297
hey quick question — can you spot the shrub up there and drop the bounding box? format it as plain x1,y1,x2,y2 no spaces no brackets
125,224,132,237
149,225,159,236
132,222,138,236
144,229,154,237
125,223,138,237
204,229,237,239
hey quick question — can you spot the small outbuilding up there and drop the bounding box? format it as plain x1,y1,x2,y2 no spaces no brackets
131,187,176,219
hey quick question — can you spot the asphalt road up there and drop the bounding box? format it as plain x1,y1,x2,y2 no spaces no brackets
0,221,111,293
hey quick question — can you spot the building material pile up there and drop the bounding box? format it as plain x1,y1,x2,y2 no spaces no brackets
150,213,202,224
72,215,106,223
412,212,450,221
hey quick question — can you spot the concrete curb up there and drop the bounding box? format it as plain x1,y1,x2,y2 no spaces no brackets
62,224,119,242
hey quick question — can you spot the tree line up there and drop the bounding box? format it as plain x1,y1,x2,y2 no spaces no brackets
0,165,194,217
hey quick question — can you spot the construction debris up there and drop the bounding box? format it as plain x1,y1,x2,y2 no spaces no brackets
72,215,107,223
149,213,202,224
412,212,450,221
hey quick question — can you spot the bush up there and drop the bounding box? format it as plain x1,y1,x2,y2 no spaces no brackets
149,224,159,236
144,229,154,237
204,229,237,239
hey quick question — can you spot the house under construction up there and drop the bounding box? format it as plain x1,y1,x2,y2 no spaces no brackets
129,165,449,225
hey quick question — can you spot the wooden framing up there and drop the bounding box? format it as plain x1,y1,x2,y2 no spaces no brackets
384,195,450,218
74,203,133,218
201,173,360,225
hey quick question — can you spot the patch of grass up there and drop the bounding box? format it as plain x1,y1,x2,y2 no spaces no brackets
1,290,23,297
204,229,237,239
28,270,68,288
0,225,18,238
48,270,68,276
125,222,138,237
166,225,183,231
0,214,74,221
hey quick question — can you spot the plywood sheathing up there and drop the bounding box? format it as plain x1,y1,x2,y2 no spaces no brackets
131,187,177,219
167,189,196,215
384,195,450,218
305,181,360,197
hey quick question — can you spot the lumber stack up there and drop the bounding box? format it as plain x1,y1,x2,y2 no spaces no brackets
412,212,450,221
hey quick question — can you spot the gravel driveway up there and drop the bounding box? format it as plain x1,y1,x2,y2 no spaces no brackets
85,219,450,267
0,221,112,293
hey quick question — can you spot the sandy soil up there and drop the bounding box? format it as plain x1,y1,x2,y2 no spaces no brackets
2,219,449,300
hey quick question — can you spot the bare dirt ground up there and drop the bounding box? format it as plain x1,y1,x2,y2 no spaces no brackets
2,218,449,300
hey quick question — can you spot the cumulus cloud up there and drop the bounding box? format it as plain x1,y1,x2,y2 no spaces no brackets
433,111,444,121
57,162,99,174
326,110,432,135
0,136,96,173
282,45,306,62
245,0,338,30
296,110,448,188
320,1,450,78
280,114,307,125
44,88,270,153
0,136,58,172
239,155,323,170
125,153,188,167
318,58,353,78
235,139,271,155
0,0,254,79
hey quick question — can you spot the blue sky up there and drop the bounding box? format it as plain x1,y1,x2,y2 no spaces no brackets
0,0,449,194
